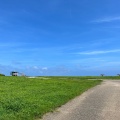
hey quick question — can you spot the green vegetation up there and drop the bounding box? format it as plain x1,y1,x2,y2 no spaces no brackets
37,76,120,80
0,73,5,76
76,76,120,79
0,76,102,120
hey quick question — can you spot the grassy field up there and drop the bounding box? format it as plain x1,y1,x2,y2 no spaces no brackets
41,76,120,80
0,76,102,120
77,76,120,79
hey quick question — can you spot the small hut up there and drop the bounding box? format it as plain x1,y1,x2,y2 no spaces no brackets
10,71,18,76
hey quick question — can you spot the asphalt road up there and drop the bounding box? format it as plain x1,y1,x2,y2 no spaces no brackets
41,80,120,120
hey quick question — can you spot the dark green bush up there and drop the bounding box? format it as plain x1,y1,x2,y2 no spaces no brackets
0,74,5,76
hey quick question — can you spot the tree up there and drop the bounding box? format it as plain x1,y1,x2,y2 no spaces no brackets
100,74,104,76
117,74,120,76
0,73,5,76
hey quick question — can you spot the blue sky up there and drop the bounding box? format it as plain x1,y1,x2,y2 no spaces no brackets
0,0,120,76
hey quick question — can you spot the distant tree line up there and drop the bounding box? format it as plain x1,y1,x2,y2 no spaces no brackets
117,74,120,76
0,73,5,76
100,74,120,76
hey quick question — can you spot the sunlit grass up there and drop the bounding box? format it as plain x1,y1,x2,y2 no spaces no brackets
0,76,102,120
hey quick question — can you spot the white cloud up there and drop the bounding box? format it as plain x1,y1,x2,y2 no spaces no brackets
77,49,120,55
92,16,120,23
33,66,39,69
42,67,48,70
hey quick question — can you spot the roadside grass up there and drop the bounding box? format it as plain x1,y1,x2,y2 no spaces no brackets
75,76,120,79
0,76,102,120
39,76,120,80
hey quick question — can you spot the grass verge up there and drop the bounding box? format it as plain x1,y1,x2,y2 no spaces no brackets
0,76,102,120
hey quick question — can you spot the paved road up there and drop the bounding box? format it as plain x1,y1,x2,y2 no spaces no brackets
41,80,120,120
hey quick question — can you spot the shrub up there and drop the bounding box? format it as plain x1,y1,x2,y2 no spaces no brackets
0,73,5,76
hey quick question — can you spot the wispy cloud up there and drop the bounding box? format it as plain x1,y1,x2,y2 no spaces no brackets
77,49,120,55
92,16,120,23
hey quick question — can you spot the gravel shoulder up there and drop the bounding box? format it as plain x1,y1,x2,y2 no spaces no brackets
39,80,120,120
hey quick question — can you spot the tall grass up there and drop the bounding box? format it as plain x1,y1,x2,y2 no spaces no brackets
0,76,101,120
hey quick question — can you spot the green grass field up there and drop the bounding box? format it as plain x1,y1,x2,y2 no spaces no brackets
0,76,102,120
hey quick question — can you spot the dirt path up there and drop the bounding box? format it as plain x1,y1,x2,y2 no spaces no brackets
39,80,120,120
